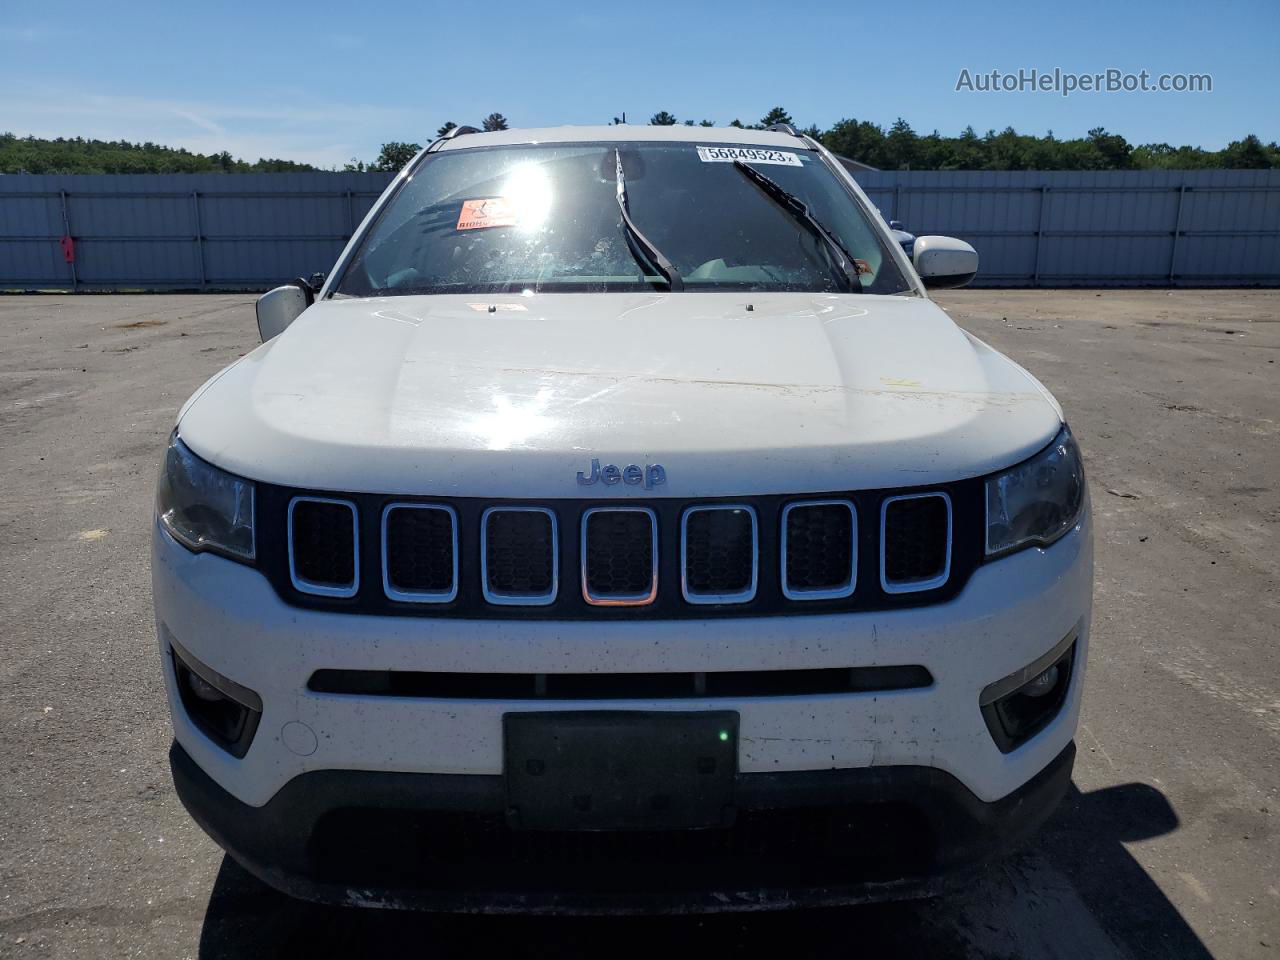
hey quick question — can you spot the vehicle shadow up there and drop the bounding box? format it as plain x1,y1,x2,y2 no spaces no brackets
196,781,1211,959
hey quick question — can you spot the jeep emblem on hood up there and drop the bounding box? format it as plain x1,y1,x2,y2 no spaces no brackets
577,459,666,489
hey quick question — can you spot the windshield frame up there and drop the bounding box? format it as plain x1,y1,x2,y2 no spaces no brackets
323,137,920,300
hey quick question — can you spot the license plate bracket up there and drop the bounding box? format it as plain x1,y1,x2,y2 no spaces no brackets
503,711,738,831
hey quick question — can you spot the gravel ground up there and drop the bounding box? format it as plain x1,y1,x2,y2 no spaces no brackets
0,290,1276,959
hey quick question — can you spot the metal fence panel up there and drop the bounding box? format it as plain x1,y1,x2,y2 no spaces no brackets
0,172,395,290
0,168,1275,289
854,168,1279,286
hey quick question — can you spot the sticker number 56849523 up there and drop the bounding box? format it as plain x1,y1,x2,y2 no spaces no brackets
696,146,803,167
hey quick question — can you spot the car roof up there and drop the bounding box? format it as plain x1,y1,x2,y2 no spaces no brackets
435,125,808,151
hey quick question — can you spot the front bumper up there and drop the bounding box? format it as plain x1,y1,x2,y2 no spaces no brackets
153,516,1091,808
155,504,1091,909
170,737,1075,913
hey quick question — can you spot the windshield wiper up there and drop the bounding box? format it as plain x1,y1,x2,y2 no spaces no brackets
615,149,684,291
731,160,862,293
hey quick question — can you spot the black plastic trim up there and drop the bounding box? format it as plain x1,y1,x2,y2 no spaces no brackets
169,739,1075,913
307,664,934,700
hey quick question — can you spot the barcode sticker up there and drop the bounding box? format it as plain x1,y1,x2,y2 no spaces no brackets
696,146,803,166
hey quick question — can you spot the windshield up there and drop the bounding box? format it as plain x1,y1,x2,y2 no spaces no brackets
334,141,913,297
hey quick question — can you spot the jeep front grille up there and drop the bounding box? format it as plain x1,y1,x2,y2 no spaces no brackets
581,507,658,605
288,497,359,597
275,484,967,617
880,493,952,593
481,507,558,605
782,500,857,600
382,504,458,603
681,505,758,604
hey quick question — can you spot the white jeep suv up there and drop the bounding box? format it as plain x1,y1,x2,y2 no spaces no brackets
153,124,1091,912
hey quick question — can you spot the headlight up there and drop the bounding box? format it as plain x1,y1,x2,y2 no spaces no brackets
985,426,1085,557
157,434,255,561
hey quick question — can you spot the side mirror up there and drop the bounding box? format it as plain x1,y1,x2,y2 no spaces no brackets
888,220,904,231
255,279,314,342
913,236,979,289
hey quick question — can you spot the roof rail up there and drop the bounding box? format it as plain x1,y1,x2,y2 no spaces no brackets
441,124,481,140
424,124,484,155
766,123,799,136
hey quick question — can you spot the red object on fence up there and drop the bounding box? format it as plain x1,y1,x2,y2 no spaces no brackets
61,235,75,263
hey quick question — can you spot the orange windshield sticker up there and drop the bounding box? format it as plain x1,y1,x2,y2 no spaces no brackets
457,197,518,231
853,258,873,275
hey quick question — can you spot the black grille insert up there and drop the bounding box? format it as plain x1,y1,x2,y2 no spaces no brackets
783,501,856,598
289,498,357,594
383,505,456,601
882,494,951,590
683,506,757,603
308,664,933,699
483,508,557,603
582,508,657,604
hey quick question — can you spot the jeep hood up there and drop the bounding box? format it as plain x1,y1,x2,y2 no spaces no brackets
178,293,1063,498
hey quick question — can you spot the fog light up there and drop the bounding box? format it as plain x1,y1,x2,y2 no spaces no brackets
1021,665,1060,698
168,640,263,759
187,671,224,703
980,637,1076,754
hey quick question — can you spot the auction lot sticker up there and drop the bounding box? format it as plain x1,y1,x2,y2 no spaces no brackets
696,146,803,166
457,197,518,230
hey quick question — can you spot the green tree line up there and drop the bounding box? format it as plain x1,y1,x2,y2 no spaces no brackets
4,107,1276,174
661,107,1279,170
0,133,320,174
819,118,1278,171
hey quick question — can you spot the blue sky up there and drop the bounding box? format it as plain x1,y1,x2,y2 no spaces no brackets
2,0,1276,168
